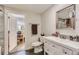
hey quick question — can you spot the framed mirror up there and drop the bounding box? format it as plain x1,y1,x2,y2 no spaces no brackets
56,4,75,30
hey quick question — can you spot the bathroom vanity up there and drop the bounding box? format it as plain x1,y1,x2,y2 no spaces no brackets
42,36,79,55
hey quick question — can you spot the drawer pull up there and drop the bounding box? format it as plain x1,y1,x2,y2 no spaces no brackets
65,52,67,54
63,50,67,54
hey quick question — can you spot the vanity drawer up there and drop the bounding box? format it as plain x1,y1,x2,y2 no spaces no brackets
44,44,57,55
44,39,51,44
45,39,55,46
45,40,62,48
62,48,73,55
45,40,61,50
50,43,73,55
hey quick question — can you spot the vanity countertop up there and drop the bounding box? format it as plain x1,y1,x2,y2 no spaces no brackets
43,36,79,50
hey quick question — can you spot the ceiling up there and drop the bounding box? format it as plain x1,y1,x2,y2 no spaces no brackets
4,4,53,13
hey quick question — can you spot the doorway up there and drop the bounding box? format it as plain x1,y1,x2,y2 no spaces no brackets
8,13,26,54
16,17,25,51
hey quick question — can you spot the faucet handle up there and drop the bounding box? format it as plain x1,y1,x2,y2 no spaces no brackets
70,36,74,41
76,36,79,42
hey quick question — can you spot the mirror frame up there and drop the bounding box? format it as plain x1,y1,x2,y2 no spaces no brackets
56,4,76,30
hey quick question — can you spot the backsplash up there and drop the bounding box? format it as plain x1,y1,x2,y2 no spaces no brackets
56,29,79,42
59,34,69,39
59,34,79,42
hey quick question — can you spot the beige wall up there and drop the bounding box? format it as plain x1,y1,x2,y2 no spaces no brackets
25,12,41,50
75,4,79,35
41,4,79,36
41,4,74,35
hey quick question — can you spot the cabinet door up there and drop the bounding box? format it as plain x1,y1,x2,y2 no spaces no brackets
62,48,73,55
55,46,73,55
44,40,65,55
44,44,56,55
50,44,64,55
54,48,65,55
44,39,73,55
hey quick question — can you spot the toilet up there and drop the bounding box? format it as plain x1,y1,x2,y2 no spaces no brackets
32,41,43,53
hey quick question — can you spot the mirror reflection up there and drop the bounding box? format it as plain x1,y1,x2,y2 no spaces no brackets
56,5,75,30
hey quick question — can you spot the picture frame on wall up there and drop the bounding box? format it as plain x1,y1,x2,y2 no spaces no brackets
31,24,38,35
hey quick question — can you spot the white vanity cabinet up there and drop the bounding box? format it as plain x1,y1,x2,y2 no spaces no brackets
44,39,72,55
43,36,79,55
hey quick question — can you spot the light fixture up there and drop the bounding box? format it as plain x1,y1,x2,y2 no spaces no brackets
69,12,73,18
69,10,75,18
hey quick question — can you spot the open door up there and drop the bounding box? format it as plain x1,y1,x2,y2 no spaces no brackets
8,14,17,52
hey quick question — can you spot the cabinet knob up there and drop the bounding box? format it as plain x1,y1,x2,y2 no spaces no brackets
65,52,67,54
63,49,67,54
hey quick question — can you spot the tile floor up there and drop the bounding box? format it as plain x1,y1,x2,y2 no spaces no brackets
10,50,44,55
9,43,44,55
11,43,25,53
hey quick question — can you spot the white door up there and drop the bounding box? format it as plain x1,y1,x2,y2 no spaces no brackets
8,14,17,52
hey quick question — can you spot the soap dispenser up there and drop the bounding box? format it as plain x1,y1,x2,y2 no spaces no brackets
70,36,74,41
76,36,79,42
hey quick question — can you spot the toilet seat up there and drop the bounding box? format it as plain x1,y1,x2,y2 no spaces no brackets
32,41,43,53
32,41,43,47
